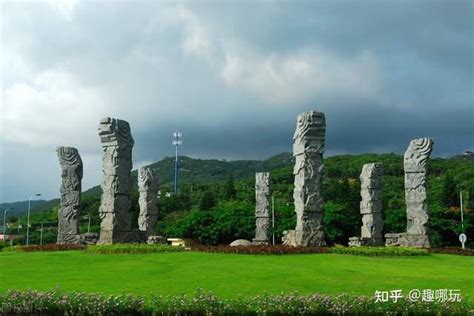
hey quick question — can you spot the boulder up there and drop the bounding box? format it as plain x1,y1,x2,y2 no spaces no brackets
229,239,252,247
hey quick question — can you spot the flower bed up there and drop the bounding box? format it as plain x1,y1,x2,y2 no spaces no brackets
0,288,470,315
2,244,85,253
190,244,330,255
428,247,474,256
330,246,429,256
86,243,185,254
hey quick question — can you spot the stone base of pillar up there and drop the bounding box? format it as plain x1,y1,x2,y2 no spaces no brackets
295,230,326,246
147,235,167,245
282,230,297,246
79,233,99,245
349,237,384,247
57,234,81,245
252,239,269,245
98,229,146,244
384,233,430,248
283,230,326,246
399,234,430,248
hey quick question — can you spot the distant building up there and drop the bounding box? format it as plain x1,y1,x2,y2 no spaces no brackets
0,234,22,242
463,150,473,156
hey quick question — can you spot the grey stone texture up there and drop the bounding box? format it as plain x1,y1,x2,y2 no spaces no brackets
147,235,167,245
291,111,326,246
138,167,158,235
253,172,271,245
79,232,99,245
404,138,433,247
230,239,252,246
56,146,83,244
385,138,433,248
97,117,135,244
358,163,384,246
282,230,297,246
349,163,384,247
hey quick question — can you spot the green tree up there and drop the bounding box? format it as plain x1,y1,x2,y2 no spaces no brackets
442,173,458,208
224,174,237,200
199,191,216,211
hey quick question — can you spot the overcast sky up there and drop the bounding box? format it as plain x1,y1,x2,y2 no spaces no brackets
1,0,473,203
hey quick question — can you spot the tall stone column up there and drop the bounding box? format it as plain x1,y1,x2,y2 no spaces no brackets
292,110,326,246
56,146,83,244
98,117,134,244
138,167,158,236
253,172,271,245
359,163,384,245
403,137,433,247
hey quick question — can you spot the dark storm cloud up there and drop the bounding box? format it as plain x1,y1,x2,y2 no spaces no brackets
1,0,473,202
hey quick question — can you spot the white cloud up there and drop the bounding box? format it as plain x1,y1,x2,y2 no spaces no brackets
2,69,107,150
47,0,78,21
220,48,380,105
176,6,214,60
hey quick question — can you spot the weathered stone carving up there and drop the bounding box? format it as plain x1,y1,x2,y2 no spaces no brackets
403,138,433,247
138,167,158,235
385,138,433,248
349,163,384,247
290,110,326,246
98,117,135,244
253,172,271,245
56,146,83,244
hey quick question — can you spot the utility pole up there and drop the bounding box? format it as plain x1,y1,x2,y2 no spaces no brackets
460,190,464,232
3,209,9,235
40,222,44,246
272,194,275,245
26,193,41,245
172,131,182,194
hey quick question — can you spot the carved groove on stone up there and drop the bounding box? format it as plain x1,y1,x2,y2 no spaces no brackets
98,117,135,244
56,146,83,244
292,111,326,246
253,172,270,244
138,167,158,236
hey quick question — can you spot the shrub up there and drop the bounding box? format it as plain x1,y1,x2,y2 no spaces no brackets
0,288,470,315
191,245,329,255
330,246,429,257
2,244,85,253
429,247,474,256
86,243,185,254
0,241,10,251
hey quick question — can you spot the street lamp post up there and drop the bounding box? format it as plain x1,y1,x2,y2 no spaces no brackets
3,209,9,235
271,194,275,245
172,131,182,194
26,193,41,246
40,222,44,246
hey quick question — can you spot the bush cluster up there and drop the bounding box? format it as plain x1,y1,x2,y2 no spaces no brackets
0,289,469,315
330,246,429,257
86,243,185,254
2,244,85,253
428,247,474,256
191,245,329,255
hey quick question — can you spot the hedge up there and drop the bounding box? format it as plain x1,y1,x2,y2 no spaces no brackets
0,289,470,315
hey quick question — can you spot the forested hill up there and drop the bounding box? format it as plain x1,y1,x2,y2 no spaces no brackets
0,153,294,216
82,152,295,196
5,152,473,248
3,152,472,217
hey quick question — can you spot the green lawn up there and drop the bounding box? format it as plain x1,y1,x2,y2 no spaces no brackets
0,251,473,300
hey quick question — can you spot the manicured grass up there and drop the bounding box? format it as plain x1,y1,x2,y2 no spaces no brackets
0,251,472,301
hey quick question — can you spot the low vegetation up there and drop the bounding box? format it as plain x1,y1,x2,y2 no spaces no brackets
7,153,473,248
2,244,85,253
191,245,330,255
86,243,185,254
330,246,429,257
1,288,470,315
